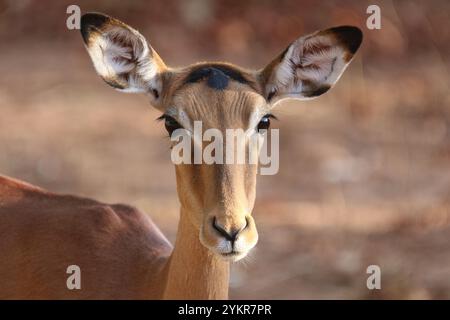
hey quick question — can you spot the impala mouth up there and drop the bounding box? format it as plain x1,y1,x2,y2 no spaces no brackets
221,250,240,257
219,250,247,262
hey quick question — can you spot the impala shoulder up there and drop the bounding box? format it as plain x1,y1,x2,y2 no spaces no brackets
80,202,170,244
78,202,146,228
107,203,154,226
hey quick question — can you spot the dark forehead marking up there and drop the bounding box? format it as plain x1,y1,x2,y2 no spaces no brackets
184,64,251,90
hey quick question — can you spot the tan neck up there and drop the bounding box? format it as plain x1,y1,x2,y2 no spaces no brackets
162,208,230,299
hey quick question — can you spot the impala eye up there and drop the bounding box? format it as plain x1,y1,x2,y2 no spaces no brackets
257,114,275,133
158,115,182,136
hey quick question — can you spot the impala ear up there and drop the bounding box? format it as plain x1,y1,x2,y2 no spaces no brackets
80,13,167,107
259,26,363,105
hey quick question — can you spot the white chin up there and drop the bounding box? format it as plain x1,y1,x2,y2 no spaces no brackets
217,251,248,262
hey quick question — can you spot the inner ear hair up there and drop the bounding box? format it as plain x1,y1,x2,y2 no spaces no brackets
260,25,363,103
80,12,167,98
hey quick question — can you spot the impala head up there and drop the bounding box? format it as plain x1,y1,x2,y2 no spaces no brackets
80,13,362,261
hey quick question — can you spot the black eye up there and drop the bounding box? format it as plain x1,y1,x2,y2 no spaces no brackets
257,114,272,132
160,115,182,136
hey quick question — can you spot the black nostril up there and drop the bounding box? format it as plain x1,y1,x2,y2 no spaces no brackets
244,216,249,230
212,217,241,242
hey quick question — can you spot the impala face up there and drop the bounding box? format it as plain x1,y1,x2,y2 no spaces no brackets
80,13,362,261
169,78,266,261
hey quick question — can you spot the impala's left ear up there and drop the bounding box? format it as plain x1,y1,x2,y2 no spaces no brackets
259,26,363,105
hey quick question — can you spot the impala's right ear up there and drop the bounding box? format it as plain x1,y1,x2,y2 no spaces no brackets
80,13,167,108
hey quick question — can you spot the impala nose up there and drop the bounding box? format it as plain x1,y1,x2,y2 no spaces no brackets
212,217,248,242
201,215,258,261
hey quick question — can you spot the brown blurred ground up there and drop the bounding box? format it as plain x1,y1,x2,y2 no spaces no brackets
0,0,449,299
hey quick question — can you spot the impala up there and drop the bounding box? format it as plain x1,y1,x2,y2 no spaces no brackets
0,13,362,299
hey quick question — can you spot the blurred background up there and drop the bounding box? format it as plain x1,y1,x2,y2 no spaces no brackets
0,0,449,298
